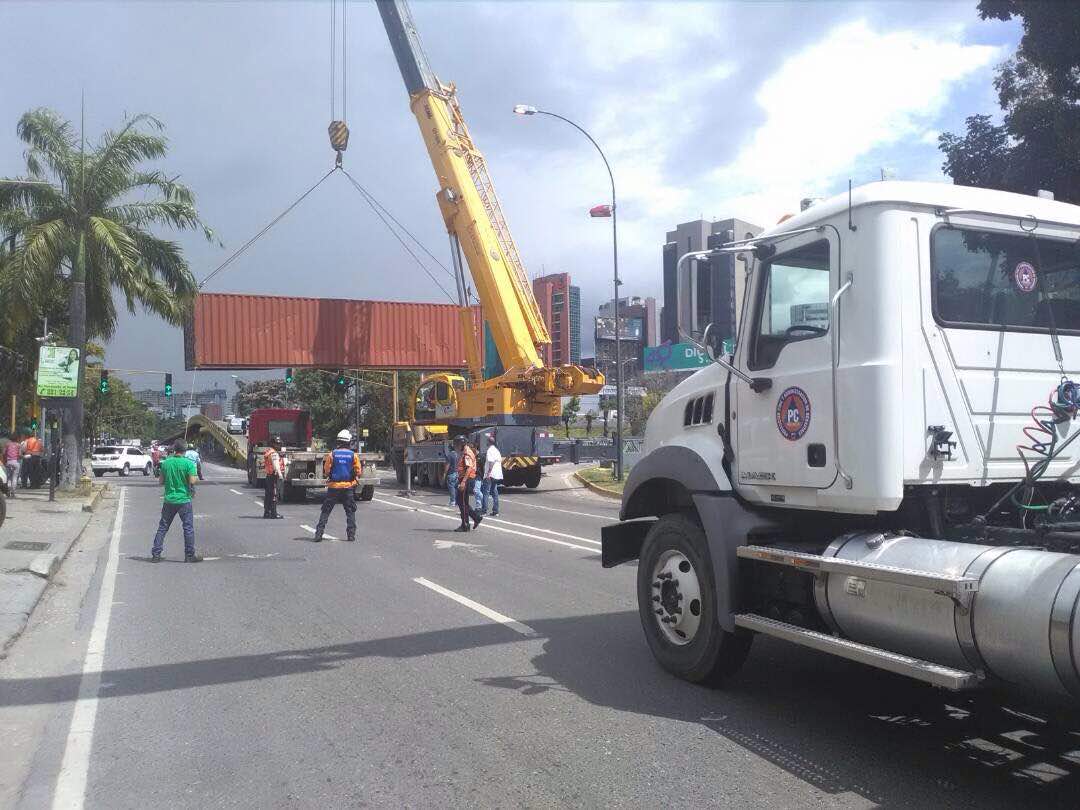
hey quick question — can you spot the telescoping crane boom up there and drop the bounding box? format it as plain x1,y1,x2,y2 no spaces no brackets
376,0,603,432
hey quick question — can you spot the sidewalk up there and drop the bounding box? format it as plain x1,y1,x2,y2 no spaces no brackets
0,484,107,657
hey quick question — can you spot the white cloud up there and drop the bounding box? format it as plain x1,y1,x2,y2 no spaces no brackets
703,20,999,226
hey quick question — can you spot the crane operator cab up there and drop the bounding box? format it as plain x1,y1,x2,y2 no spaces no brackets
412,375,466,424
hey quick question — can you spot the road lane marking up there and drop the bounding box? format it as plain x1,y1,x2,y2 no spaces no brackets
229,488,244,495
300,524,338,541
495,498,616,522
413,577,536,637
52,487,126,810
374,497,598,554
393,495,601,545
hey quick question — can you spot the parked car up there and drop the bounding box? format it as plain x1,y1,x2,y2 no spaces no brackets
91,445,153,477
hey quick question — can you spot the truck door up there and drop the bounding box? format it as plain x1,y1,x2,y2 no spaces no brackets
736,232,837,489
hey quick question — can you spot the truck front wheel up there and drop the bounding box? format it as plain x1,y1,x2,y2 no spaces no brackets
637,513,751,687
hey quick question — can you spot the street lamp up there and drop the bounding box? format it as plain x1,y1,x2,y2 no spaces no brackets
514,103,625,480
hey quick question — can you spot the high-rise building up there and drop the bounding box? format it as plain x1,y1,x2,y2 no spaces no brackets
593,295,658,379
531,272,581,366
662,217,761,346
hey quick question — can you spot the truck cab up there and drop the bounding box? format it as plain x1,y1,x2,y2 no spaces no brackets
603,182,1080,702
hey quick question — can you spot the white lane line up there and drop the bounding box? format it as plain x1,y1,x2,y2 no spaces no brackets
393,496,600,546
52,487,126,810
300,524,338,541
498,498,616,522
414,577,536,637
374,497,598,554
229,488,244,495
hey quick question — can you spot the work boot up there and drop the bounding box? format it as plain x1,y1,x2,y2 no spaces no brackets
346,535,356,542
455,525,470,532
313,534,323,543
472,512,483,529
151,555,162,563
185,554,203,563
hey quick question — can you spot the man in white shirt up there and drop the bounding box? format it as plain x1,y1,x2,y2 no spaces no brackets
480,434,503,516
184,445,204,480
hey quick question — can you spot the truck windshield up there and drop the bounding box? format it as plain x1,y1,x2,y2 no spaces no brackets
268,419,303,446
932,226,1080,333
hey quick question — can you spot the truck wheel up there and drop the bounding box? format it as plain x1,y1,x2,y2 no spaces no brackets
359,485,374,502
525,467,541,489
637,512,751,687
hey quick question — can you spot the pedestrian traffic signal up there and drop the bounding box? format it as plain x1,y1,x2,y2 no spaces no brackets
164,372,173,397
30,417,38,431
285,367,294,384
336,371,347,388
99,370,109,394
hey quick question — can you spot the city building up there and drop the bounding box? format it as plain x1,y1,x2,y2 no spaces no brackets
661,217,761,346
593,295,658,379
531,272,581,366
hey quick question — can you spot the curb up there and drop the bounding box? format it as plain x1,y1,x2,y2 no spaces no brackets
82,483,109,512
573,470,623,500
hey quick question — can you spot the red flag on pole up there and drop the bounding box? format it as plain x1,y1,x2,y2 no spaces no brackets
589,204,613,218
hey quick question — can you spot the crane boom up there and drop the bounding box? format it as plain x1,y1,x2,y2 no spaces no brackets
377,0,553,375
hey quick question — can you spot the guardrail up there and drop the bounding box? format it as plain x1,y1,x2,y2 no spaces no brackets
552,436,644,466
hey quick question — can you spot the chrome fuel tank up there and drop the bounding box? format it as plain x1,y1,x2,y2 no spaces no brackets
814,533,1080,699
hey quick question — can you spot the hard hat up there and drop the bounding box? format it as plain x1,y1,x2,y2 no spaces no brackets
337,429,352,442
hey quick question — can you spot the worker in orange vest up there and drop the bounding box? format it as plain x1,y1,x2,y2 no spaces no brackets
22,434,43,489
262,436,285,519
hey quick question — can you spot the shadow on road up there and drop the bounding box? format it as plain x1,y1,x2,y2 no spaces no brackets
3,611,1078,806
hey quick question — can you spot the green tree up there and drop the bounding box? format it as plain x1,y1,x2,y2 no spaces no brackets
291,369,350,444
0,109,213,488
939,2,1080,202
561,395,580,437
233,379,286,415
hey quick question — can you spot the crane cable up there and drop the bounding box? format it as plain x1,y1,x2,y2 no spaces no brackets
327,0,349,166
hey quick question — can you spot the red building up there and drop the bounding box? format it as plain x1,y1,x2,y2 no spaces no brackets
531,273,581,367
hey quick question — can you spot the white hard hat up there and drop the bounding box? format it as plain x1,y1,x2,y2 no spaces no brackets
337,429,352,442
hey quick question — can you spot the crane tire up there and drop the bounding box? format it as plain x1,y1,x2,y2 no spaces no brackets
637,512,751,687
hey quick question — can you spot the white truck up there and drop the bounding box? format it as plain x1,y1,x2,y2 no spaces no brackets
602,181,1080,703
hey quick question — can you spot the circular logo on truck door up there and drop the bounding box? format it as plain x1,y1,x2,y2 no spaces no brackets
1014,261,1037,293
776,387,811,441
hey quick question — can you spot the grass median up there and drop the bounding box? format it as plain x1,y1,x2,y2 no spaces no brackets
574,465,626,497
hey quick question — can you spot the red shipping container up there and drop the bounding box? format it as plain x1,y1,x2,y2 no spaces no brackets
184,293,484,370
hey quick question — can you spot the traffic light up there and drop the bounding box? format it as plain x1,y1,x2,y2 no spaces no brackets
285,367,294,384
336,371,347,388
164,372,173,398
99,370,109,394
30,416,38,431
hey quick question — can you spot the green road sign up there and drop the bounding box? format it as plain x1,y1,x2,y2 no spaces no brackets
36,346,80,398
643,342,710,373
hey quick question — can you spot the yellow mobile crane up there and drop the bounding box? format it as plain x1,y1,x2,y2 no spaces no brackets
378,0,604,488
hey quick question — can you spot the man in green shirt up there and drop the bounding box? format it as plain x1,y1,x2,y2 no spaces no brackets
151,440,201,562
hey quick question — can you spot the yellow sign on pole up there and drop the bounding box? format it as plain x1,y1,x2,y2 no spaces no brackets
36,346,81,398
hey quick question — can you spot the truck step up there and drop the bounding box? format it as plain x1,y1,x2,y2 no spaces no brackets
733,613,979,691
737,545,979,598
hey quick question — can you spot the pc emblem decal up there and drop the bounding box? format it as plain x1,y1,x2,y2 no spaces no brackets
776,386,811,441
1014,261,1037,293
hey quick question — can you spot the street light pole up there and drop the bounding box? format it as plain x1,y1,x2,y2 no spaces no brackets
513,105,623,480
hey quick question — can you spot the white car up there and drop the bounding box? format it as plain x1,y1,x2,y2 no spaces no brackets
92,445,153,477
227,416,246,435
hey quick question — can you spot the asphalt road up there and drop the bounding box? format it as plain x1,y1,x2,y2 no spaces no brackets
3,461,1080,808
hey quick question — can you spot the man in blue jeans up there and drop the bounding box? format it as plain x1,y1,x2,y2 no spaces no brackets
151,440,201,562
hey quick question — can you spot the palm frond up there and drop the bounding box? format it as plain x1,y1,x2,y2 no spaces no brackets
15,109,78,188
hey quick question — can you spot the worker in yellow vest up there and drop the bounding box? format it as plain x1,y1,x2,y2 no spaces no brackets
262,436,285,519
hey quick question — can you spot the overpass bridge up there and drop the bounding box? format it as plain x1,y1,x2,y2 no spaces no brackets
162,416,247,466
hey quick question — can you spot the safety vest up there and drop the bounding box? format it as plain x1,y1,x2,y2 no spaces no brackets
328,448,355,483
263,448,282,476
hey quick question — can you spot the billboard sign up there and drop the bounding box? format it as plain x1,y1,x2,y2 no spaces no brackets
36,346,80,398
595,316,643,342
643,342,710,373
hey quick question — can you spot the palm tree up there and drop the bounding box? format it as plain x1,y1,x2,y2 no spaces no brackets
0,108,213,488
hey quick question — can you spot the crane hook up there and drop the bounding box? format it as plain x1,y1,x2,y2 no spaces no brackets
328,120,350,167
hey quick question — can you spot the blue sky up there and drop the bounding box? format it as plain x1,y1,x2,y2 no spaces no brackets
0,1,1020,389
